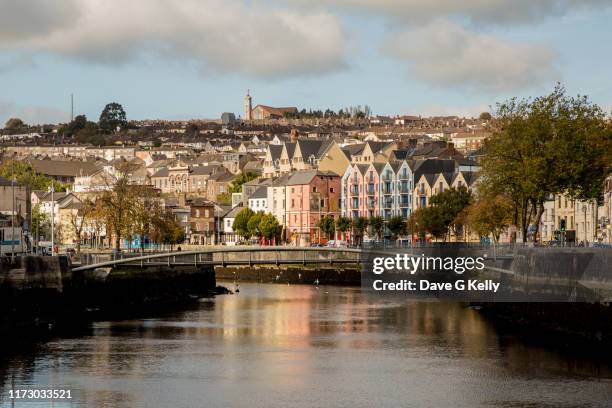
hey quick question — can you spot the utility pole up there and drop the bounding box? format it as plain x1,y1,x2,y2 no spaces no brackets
70,93,74,122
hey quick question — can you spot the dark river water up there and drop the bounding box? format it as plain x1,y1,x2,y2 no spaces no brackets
2,282,612,408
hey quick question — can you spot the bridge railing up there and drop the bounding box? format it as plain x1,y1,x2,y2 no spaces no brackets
71,247,363,272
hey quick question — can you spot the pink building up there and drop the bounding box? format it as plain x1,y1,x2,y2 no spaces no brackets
286,170,341,246
343,163,382,219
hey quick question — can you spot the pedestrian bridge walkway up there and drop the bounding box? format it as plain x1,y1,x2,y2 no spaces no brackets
71,247,363,272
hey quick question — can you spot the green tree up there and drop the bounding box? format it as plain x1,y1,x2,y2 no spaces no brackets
335,216,351,240
216,192,232,205
0,160,60,191
247,211,264,239
479,112,492,121
4,118,24,129
387,216,407,240
229,171,259,193
259,213,280,241
429,186,472,240
369,216,384,240
233,208,254,239
317,215,336,240
408,207,447,241
99,102,127,133
352,217,369,245
483,84,611,242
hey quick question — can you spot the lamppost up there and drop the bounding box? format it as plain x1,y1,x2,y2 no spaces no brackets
11,177,15,259
48,182,55,256
583,203,588,246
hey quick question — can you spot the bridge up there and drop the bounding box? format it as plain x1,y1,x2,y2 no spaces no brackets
72,247,363,272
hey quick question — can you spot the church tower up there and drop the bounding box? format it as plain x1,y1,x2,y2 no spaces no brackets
244,90,252,121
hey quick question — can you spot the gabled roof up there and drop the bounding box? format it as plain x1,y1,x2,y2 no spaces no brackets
267,144,283,161
250,185,268,199
151,167,169,178
286,169,338,186
366,141,393,154
413,159,456,182
224,205,244,219
29,159,101,177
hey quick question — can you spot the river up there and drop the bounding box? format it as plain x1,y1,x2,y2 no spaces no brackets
2,282,612,407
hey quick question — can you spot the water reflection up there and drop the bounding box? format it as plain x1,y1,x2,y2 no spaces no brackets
1,283,611,408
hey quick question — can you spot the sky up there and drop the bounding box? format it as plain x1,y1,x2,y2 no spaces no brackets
1,0,612,125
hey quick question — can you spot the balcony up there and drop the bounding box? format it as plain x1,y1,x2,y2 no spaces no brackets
382,200,393,209
367,199,376,209
382,185,393,195
398,173,410,180
350,185,359,196
399,185,410,193
399,198,411,207
381,174,393,181
367,185,375,196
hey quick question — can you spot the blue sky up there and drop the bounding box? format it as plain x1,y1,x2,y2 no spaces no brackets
1,0,611,125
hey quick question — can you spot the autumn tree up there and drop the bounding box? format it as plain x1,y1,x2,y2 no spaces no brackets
100,175,135,250
67,198,96,253
466,195,514,244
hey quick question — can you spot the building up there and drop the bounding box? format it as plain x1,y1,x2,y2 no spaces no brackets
244,91,252,121
0,177,30,230
189,198,216,245
285,170,341,246
251,105,298,120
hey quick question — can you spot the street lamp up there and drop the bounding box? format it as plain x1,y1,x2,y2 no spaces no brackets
582,203,588,246
48,182,55,256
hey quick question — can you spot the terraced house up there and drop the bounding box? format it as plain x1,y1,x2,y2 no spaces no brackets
341,159,414,220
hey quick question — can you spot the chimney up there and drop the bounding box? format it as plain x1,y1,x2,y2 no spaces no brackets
290,128,299,143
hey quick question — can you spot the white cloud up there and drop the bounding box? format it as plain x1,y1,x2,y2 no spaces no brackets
0,0,347,79
385,20,557,92
290,0,609,25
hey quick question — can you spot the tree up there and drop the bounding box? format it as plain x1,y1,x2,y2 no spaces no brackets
387,216,407,241
335,216,351,240
74,121,103,145
4,118,24,129
479,112,492,121
68,198,95,253
131,190,159,252
233,208,254,240
352,217,369,245
186,122,199,135
31,204,50,242
259,213,280,241
429,186,472,240
247,211,264,239
317,215,336,240
229,172,259,193
408,207,447,241
150,209,185,250
99,102,127,133
100,175,136,250
466,195,514,244
482,84,611,242
0,160,61,191
216,192,232,205
369,216,384,240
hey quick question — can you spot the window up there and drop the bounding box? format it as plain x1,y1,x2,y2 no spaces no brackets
313,186,317,193
291,199,295,208
195,209,200,217
204,210,210,218
330,187,335,193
